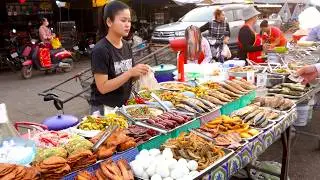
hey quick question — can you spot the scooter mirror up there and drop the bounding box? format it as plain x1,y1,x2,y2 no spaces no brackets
12,29,16,33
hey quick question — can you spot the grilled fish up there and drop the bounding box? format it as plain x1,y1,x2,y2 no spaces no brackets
217,87,241,98
201,95,225,105
239,79,256,89
188,98,211,110
207,90,232,102
232,79,254,90
244,109,263,122
225,80,250,93
175,104,198,113
195,97,217,109
253,111,266,126
181,100,206,113
221,83,244,94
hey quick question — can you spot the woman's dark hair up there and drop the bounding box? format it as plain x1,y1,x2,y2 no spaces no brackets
260,20,269,28
98,1,129,38
40,17,47,24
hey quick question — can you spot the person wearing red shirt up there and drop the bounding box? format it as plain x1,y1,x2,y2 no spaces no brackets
260,20,287,48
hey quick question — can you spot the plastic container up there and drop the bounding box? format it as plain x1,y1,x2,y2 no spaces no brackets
170,118,201,138
239,91,256,108
294,104,310,126
153,64,176,83
220,98,241,115
223,60,246,67
137,133,171,151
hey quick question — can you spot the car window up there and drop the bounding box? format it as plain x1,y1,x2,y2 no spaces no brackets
181,6,217,22
224,10,234,22
233,9,243,21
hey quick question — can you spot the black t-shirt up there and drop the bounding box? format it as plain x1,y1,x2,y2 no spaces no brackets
238,26,263,60
90,38,133,107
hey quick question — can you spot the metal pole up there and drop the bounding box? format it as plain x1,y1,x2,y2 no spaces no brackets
59,7,61,21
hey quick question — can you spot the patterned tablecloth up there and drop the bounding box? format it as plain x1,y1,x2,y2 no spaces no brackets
201,108,298,180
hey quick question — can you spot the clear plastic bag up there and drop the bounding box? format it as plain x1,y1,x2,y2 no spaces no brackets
135,67,160,91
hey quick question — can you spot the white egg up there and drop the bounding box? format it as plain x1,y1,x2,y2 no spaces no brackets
167,159,178,170
162,148,173,160
177,158,188,166
180,166,190,176
187,160,198,171
140,149,150,157
149,149,161,157
189,171,200,177
181,175,193,180
132,165,144,177
142,171,149,180
163,177,173,180
156,165,170,178
135,154,144,162
151,174,162,180
141,158,151,170
146,163,157,177
170,168,184,179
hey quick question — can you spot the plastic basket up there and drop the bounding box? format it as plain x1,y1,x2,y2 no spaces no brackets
63,148,139,180
220,98,241,115
170,118,201,138
239,91,256,108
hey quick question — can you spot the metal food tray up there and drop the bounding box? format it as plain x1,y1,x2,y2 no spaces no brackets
135,148,234,180
159,81,192,91
191,129,248,151
123,104,165,121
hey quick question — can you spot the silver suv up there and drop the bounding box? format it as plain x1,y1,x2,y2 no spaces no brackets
151,4,281,54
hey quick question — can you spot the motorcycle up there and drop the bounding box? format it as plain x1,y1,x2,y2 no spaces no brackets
21,39,73,79
2,29,24,72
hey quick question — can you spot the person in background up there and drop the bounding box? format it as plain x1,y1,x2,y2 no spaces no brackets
297,64,320,84
39,18,54,43
90,1,149,115
260,20,287,47
305,24,320,42
202,9,230,62
184,25,212,64
238,6,269,63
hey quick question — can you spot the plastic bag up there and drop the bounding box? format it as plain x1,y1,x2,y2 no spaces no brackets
38,48,52,68
136,66,160,91
221,44,232,59
50,37,62,49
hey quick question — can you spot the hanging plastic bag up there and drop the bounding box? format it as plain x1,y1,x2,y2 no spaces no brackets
51,37,62,49
136,66,160,91
221,44,232,59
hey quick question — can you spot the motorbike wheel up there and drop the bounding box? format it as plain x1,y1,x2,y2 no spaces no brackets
21,65,32,79
62,59,73,72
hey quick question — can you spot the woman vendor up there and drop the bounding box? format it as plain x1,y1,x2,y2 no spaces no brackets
260,20,287,47
238,6,269,63
90,1,149,115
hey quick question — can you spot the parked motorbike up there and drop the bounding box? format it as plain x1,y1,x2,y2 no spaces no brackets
2,29,24,72
21,39,73,79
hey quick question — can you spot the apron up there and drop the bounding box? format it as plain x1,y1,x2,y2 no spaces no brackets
238,24,264,63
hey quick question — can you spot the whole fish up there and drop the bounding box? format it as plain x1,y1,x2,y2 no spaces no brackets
239,79,256,89
244,109,263,122
225,80,250,93
175,104,198,113
253,111,266,126
211,90,233,100
201,95,225,105
181,100,205,113
195,97,217,109
232,79,254,90
221,83,244,95
217,87,241,98
207,91,232,102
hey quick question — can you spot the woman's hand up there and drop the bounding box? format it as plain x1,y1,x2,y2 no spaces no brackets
262,44,271,52
128,64,149,77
